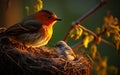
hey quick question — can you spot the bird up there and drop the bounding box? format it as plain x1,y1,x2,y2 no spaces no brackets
0,9,61,48
56,41,76,61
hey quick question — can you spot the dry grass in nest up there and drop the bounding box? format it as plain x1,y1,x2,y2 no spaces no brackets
0,37,92,75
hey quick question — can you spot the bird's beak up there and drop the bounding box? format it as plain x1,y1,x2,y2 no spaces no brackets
55,18,62,21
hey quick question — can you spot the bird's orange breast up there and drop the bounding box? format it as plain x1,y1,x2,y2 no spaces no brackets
8,25,53,48
35,25,53,46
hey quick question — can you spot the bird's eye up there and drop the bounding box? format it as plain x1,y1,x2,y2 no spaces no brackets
48,16,52,19
56,44,63,47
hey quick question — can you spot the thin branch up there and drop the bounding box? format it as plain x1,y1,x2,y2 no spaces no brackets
5,53,24,70
71,24,115,51
79,24,115,47
96,50,102,64
63,0,108,42
71,42,83,51
98,13,114,36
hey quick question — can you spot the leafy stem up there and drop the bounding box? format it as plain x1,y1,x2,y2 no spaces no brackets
63,0,108,42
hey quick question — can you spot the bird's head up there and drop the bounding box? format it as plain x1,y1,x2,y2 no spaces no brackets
34,9,61,26
56,41,68,48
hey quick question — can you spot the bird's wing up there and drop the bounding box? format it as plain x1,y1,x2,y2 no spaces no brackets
65,50,76,57
5,20,42,36
64,46,72,51
64,46,76,57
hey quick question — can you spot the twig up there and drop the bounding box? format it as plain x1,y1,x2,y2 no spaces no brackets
51,66,65,74
96,50,102,64
71,41,83,50
71,24,115,51
63,0,108,42
79,24,114,46
97,12,114,36
5,53,24,70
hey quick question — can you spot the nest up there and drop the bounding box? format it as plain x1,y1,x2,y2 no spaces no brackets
0,37,92,75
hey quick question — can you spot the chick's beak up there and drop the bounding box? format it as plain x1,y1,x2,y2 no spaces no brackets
55,18,62,21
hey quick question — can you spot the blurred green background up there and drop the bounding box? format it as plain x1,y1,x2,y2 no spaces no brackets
1,0,120,75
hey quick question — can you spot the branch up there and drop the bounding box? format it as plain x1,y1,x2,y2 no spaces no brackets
72,24,115,51
71,41,83,51
63,0,108,42
79,24,115,47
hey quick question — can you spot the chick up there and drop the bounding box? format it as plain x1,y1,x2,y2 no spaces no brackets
56,41,76,61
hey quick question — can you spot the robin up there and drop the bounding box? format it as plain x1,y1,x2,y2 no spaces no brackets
1,9,61,48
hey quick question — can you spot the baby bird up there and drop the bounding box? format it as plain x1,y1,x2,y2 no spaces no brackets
56,41,76,61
